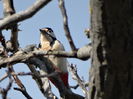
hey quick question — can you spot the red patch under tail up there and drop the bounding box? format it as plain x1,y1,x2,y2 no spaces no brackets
49,73,69,88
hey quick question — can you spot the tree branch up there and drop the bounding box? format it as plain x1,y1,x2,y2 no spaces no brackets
0,45,85,98
14,87,32,99
69,64,89,99
17,46,83,98
27,57,72,98
58,0,76,51
3,0,19,52
26,58,57,99
35,44,91,60
1,71,58,78
10,24,19,52
8,66,25,89
0,0,52,29
0,45,91,68
0,77,13,99
0,73,8,82
2,0,15,17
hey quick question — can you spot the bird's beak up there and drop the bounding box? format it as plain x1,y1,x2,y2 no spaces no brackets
39,29,43,32
39,28,48,33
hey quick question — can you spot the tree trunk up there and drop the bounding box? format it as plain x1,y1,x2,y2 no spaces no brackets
89,0,133,99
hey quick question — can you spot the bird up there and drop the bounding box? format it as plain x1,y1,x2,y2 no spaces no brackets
39,27,69,88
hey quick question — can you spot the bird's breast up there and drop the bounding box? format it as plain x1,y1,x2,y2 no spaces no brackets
41,42,52,51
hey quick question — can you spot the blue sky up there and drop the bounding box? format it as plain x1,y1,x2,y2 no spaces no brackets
0,0,90,99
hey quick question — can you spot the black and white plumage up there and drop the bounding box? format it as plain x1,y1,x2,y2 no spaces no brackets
39,27,69,87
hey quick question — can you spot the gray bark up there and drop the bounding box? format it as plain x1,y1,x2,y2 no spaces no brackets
89,0,133,99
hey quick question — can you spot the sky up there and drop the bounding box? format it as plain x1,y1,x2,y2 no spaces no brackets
0,0,90,99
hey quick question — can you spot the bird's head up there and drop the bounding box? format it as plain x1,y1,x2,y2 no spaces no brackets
40,27,56,41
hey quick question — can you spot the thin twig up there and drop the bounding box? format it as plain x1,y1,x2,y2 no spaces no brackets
70,84,79,89
58,0,76,51
14,87,32,99
8,66,25,89
0,77,13,99
9,68,32,99
0,73,8,82
69,64,89,98
0,71,59,80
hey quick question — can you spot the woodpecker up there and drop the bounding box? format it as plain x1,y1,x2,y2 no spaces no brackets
39,27,69,88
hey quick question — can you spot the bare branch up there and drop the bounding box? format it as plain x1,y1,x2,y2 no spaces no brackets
58,0,76,51
35,44,91,60
14,87,32,99
0,31,6,49
0,0,52,29
0,71,59,81
0,45,91,68
70,82,90,90
69,64,89,98
70,84,79,90
0,73,8,82
0,77,13,99
2,0,15,17
26,62,57,99
10,25,19,52
8,66,25,89
6,66,31,99
2,0,19,53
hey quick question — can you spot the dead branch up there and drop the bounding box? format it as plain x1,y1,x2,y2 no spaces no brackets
10,25,19,52
2,0,19,52
0,71,59,82
2,0,15,17
35,44,91,60
14,87,32,99
8,66,25,89
69,64,89,99
0,77,13,99
58,0,76,51
0,44,91,68
0,31,6,50
0,0,52,29
70,84,79,89
2,1,24,93
8,67,32,99
0,73,8,82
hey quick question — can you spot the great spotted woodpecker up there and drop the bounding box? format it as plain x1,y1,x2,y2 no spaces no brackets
39,27,69,88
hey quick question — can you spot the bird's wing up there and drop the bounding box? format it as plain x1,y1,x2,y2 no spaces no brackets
51,40,65,51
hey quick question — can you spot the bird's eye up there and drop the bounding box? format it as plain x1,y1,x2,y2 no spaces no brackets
48,30,52,33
